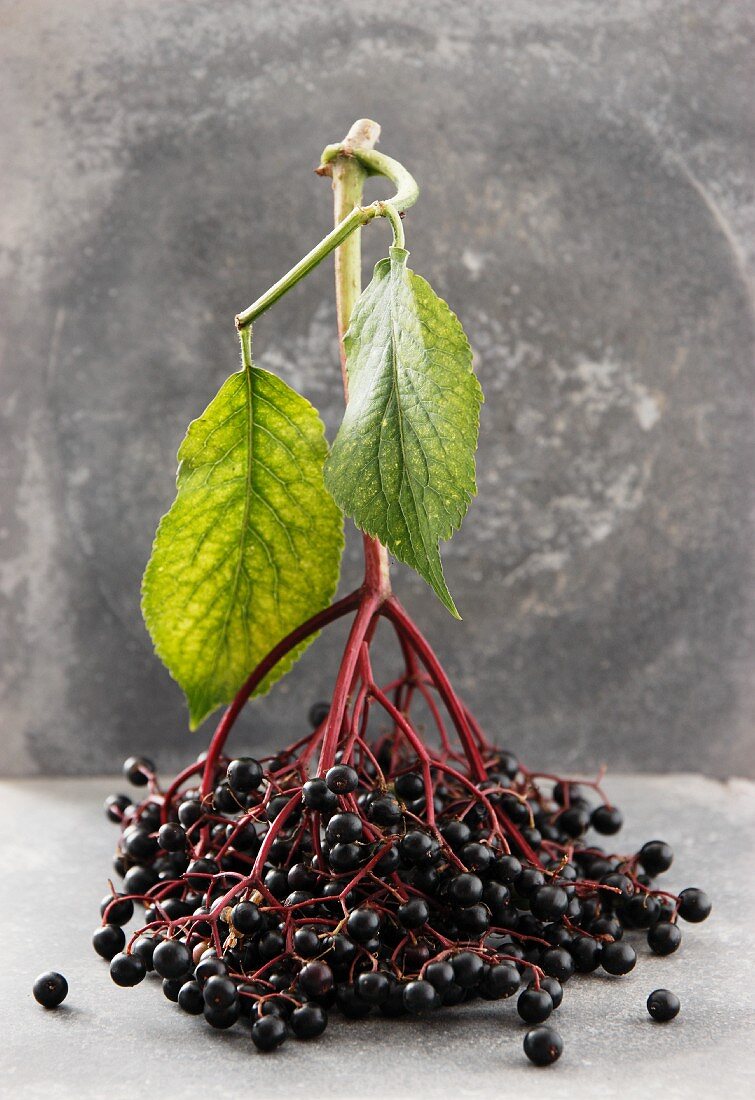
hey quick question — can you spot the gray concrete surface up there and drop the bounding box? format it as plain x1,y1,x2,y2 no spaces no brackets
1,2,754,778
2,773,753,1099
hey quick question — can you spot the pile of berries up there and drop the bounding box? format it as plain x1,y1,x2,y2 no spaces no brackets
94,686,710,1065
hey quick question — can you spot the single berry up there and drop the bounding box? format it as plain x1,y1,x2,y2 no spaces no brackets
290,1002,328,1039
451,951,484,990
298,960,334,998
33,972,68,1008
252,1014,288,1051
302,778,337,812
104,793,131,822
591,804,623,835
647,988,680,1022
403,979,439,1014
109,952,147,987
394,772,424,800
326,812,363,844
177,980,204,1015
308,700,330,728
203,975,239,1010
325,764,358,794
347,908,381,943
540,948,574,983
357,971,391,1004
99,894,134,926
153,939,192,980
648,922,682,956
517,988,554,1023
531,885,569,922
677,887,711,923
227,757,263,793
397,898,429,930
157,822,186,852
601,941,637,975
523,1025,563,1066
231,901,262,935
92,924,125,961
122,755,154,786
638,840,673,876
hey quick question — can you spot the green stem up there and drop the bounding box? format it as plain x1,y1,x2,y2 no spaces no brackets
239,324,253,369
235,142,418,331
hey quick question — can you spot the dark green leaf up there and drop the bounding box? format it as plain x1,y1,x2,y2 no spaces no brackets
324,247,482,616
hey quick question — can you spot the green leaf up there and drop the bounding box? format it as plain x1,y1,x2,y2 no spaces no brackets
142,364,343,728
324,246,482,617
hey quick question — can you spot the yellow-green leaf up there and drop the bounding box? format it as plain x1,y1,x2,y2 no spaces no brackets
142,364,343,728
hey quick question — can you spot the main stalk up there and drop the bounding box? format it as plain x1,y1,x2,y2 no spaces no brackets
324,120,391,602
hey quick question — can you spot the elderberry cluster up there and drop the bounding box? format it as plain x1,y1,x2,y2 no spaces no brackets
95,700,710,1066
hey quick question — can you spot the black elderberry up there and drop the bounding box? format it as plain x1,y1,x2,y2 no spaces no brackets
540,948,574,983
397,898,429,930
518,987,553,1023
122,825,158,861
424,960,455,992
571,937,602,973
203,975,238,1010
523,1025,563,1066
104,793,131,822
33,971,68,1008
677,887,711,923
500,794,530,825
326,812,362,844
460,841,492,872
647,988,680,1022
205,1001,240,1029
194,956,228,986
497,750,519,779
178,798,203,828
302,778,338,813
394,771,424,800
530,885,569,922
638,840,674,876
308,700,330,728
456,903,490,936
157,822,186,852
516,868,546,898
325,764,359,794
298,960,334,998
601,941,636,975
290,1002,328,1039
440,820,472,849
403,979,439,1014
162,977,184,1002
231,900,262,935
259,931,286,962
132,935,161,971
92,924,125,961
356,971,391,1004
336,983,373,1018
368,794,403,827
328,842,362,871
556,806,590,838
347,907,381,943
448,872,484,906
227,756,263,793
648,921,682,956
591,804,623,835
537,976,563,1010
99,893,134,926
109,952,147,987
451,951,484,989
623,894,661,928
186,857,219,889
293,926,322,958
153,939,192,980
479,962,520,1000
493,854,522,884
399,830,435,865
122,755,154,786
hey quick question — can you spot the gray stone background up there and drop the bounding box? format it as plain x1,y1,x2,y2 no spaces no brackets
1,0,753,778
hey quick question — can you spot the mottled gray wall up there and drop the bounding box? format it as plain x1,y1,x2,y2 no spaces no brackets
1,0,753,778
